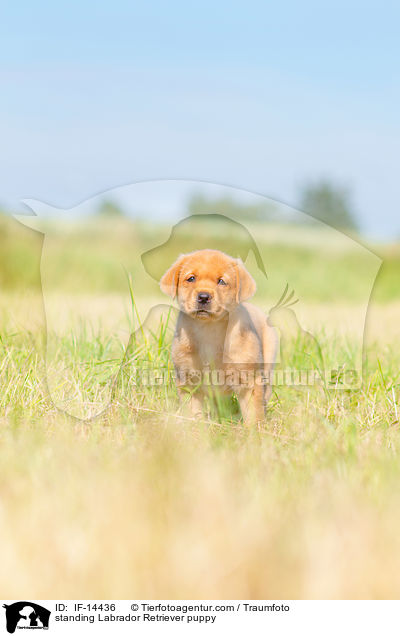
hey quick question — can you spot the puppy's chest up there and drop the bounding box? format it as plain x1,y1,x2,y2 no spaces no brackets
195,336,224,367
174,322,226,368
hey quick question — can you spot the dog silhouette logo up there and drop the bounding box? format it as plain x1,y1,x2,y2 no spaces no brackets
14,180,381,417
2,602,51,633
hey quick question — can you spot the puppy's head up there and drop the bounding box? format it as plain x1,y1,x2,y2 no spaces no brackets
160,249,256,321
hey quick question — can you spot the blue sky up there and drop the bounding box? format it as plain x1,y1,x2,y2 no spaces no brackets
1,1,399,237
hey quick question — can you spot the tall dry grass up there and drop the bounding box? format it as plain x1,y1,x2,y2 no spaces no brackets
1,293,400,599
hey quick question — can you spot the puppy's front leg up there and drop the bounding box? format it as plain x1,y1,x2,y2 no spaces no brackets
237,384,265,425
180,388,204,418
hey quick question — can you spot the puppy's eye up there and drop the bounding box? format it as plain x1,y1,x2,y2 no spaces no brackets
186,275,196,282
217,278,227,285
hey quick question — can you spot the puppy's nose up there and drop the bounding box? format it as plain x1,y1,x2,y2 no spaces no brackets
197,292,211,305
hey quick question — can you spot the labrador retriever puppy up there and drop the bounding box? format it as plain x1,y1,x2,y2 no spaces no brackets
160,249,277,424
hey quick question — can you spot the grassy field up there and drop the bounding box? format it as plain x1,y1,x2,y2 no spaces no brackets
1,214,400,599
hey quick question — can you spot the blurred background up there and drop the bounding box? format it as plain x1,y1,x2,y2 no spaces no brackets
0,0,399,236
1,0,399,298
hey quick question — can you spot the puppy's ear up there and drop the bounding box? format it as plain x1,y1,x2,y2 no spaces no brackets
235,258,256,302
160,254,186,299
